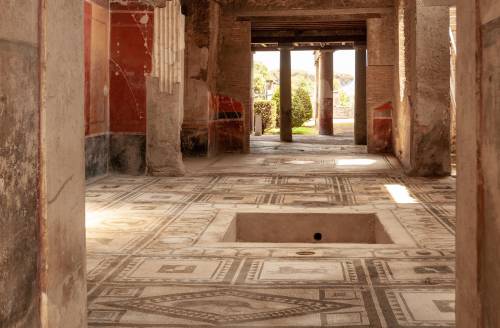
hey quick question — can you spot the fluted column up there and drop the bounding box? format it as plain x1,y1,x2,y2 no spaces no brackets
147,0,186,176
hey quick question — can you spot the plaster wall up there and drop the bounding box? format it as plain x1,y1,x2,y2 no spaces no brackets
393,0,414,169
85,0,110,179
0,2,40,326
108,1,154,174
392,0,451,176
41,0,87,326
411,2,450,176
456,0,500,326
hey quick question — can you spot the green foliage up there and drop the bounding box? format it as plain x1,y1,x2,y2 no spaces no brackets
338,90,351,107
253,62,272,99
292,87,313,128
254,100,277,132
272,86,313,128
272,87,281,127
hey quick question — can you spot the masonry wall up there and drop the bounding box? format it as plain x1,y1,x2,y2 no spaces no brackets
85,0,110,179
367,15,395,153
456,0,500,326
0,2,40,326
212,12,251,154
392,0,451,176
182,0,220,156
109,0,153,174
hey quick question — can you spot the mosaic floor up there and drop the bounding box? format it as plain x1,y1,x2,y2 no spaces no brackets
86,136,456,327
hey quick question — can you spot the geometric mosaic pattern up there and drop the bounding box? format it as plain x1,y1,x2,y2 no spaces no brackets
87,138,456,327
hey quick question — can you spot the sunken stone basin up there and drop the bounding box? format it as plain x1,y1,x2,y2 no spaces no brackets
222,213,394,244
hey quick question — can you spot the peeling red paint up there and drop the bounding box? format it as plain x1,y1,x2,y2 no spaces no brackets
209,95,245,154
372,102,393,153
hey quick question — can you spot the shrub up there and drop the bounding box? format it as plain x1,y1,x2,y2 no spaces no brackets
271,86,313,128
292,87,313,127
272,87,280,127
254,100,277,132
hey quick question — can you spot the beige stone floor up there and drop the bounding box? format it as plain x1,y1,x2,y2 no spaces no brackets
86,135,456,327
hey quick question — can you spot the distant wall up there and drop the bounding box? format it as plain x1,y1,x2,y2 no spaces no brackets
85,0,110,179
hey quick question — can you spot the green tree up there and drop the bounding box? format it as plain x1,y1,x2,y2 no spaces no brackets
253,62,271,99
292,86,313,127
338,90,351,107
253,100,276,132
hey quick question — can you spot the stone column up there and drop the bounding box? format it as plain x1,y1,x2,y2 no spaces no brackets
147,1,186,176
318,50,334,136
280,46,293,142
354,45,367,145
314,51,320,122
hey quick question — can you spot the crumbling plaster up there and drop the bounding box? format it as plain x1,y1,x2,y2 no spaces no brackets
456,0,500,327
392,0,451,176
0,5,40,326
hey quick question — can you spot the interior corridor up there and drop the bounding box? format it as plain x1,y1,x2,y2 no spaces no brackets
86,137,455,327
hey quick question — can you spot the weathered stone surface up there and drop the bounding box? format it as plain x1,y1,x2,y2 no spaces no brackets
42,0,87,326
110,134,146,175
85,134,109,179
393,0,450,176
366,16,395,153
147,77,185,176
0,39,40,328
456,1,500,327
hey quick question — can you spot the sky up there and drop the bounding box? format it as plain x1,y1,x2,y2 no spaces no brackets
253,50,355,75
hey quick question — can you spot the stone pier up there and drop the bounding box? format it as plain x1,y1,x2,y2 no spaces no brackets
354,46,367,145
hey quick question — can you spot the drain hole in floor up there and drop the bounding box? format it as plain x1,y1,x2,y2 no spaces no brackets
296,251,316,256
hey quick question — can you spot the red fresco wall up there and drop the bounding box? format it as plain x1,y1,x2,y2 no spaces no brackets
372,101,393,153
109,1,154,133
209,95,246,154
